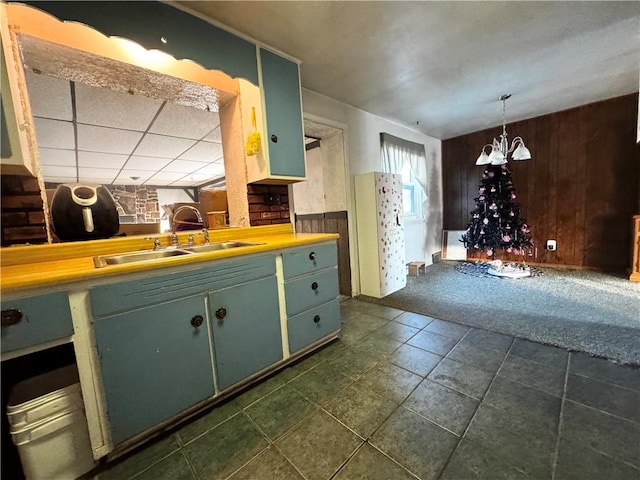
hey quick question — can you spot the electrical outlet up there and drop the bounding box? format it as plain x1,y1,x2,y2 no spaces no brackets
546,240,557,251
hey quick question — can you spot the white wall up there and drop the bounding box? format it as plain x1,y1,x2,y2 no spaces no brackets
301,89,443,295
291,147,326,214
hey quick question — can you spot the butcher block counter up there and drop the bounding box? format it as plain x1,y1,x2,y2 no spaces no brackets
1,224,338,293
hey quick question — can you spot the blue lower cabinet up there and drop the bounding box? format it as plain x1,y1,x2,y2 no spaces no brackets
94,294,214,445
209,276,282,391
288,300,340,354
284,268,339,317
1,292,73,353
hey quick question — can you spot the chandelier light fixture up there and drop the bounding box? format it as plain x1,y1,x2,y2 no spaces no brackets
475,94,532,166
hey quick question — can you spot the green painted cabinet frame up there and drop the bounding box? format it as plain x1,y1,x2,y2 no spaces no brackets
21,1,259,83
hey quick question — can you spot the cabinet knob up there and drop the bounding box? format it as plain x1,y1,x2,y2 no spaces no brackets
1,309,23,327
215,308,227,320
191,315,204,328
313,315,321,323
309,251,316,261
270,134,278,143
311,282,319,291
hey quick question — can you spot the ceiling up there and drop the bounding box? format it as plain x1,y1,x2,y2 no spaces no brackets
25,69,226,189
176,1,640,140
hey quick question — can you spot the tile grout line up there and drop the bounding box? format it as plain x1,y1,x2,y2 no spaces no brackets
434,336,517,479
550,350,571,480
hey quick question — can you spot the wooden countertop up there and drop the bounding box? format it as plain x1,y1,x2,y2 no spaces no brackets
0,224,338,294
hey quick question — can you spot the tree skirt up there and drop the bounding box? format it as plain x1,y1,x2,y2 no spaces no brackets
454,261,544,278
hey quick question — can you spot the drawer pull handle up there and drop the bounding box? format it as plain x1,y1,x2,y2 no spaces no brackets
271,134,278,143
311,282,319,291
215,308,227,320
313,315,321,323
309,252,316,261
191,315,204,328
1,309,23,327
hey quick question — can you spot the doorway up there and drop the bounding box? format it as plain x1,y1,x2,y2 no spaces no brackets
292,118,352,296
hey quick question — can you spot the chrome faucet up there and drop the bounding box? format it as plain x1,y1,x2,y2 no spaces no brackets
145,237,162,250
171,205,203,246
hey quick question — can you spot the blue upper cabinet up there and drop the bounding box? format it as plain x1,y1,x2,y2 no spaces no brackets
259,48,306,182
21,1,259,84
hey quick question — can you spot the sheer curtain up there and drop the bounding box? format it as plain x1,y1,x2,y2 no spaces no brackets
380,132,428,212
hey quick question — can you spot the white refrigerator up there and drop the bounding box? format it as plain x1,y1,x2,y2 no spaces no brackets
355,172,406,298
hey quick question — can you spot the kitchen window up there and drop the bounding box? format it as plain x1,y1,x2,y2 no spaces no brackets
381,132,428,219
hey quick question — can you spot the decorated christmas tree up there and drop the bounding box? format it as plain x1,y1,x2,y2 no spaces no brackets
461,164,533,258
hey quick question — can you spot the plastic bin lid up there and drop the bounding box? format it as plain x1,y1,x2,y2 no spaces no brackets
8,364,80,407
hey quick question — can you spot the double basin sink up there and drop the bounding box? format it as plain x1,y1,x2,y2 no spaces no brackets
93,241,263,268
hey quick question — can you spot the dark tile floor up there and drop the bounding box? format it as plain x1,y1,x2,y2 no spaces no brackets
91,298,640,480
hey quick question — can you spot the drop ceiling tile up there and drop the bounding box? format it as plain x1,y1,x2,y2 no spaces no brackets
115,170,156,184
133,133,196,158
77,125,143,154
38,148,76,166
34,118,75,149
150,102,220,140
179,141,224,162
45,176,78,184
78,151,129,169
146,171,185,182
169,179,202,186
78,167,121,184
41,165,77,178
25,71,73,120
194,162,225,176
203,126,222,142
124,155,170,171
75,82,164,131
161,159,209,173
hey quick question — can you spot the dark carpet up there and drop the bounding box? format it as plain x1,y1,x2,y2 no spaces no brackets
359,261,640,366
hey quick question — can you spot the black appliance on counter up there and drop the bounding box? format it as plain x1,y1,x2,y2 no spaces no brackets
50,184,120,241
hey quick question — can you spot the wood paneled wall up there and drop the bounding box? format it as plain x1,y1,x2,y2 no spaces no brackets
295,211,351,296
443,93,639,272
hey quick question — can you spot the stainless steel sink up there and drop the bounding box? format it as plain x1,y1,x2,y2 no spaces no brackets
181,241,263,253
93,241,264,267
93,249,192,268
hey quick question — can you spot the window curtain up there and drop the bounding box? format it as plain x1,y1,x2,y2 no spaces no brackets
380,132,428,200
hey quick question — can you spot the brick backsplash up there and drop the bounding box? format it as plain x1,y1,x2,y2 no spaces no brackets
1,174,47,246
247,184,291,226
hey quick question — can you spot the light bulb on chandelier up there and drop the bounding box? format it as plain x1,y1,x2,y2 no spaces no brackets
475,94,532,166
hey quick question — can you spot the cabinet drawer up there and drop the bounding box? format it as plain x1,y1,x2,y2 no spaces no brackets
288,299,340,354
282,243,337,279
1,292,73,353
91,255,275,317
284,268,339,317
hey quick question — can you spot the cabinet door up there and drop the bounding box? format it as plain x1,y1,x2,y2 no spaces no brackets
94,295,213,445
260,48,305,178
209,276,282,391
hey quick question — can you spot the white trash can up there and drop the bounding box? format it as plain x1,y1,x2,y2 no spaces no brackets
7,364,96,480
